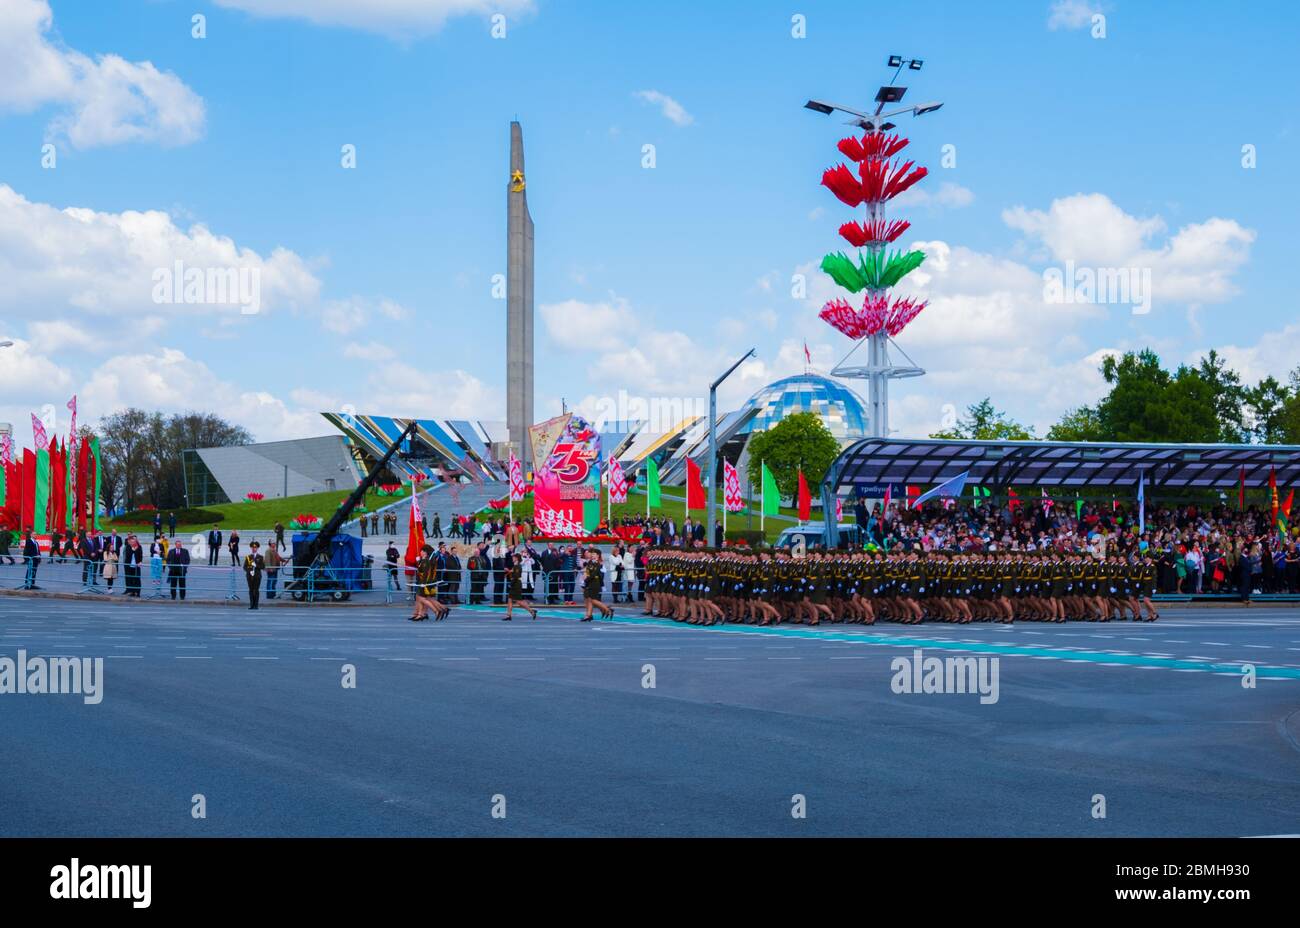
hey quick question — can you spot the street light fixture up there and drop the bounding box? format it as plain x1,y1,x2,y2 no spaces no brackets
706,348,756,544
804,53,942,132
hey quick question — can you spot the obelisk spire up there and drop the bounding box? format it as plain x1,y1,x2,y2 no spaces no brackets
507,121,535,469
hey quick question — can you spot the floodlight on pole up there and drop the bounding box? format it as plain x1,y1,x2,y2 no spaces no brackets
706,348,756,543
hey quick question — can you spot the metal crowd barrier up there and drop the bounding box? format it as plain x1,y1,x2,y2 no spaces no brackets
0,556,647,608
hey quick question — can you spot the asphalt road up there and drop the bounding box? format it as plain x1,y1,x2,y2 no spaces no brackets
2,594,1299,837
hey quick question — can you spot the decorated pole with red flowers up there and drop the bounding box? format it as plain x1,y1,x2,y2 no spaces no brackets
806,56,943,439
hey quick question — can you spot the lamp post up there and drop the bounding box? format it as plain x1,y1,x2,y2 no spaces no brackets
707,349,756,545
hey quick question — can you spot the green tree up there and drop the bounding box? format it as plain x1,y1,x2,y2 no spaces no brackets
1083,349,1220,442
99,409,251,510
931,397,1035,440
1196,349,1247,442
745,412,841,504
1045,405,1104,442
1243,375,1293,444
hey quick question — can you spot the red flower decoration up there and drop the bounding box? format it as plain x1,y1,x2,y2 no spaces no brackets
819,294,927,339
821,164,863,207
858,158,928,203
837,133,910,162
838,218,910,248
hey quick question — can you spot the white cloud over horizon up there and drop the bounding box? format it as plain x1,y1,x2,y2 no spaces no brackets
0,0,205,148
633,90,694,127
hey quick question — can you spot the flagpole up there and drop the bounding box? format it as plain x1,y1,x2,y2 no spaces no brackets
1138,470,1145,534
760,460,765,536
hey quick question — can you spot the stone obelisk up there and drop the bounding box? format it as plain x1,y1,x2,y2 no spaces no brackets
507,121,535,469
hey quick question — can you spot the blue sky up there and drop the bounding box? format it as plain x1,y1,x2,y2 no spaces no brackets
1,0,1297,445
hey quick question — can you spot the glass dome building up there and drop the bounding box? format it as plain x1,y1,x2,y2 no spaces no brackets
739,373,870,443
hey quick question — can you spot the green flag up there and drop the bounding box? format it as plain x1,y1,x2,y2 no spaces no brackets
1074,496,1083,519
91,436,101,530
34,448,49,534
761,462,780,517
645,458,661,509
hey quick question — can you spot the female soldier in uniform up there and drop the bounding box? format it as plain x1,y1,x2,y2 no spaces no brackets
1137,551,1160,622
581,549,614,622
410,544,448,622
503,555,538,621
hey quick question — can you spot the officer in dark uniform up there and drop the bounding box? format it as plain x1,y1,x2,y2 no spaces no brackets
21,530,41,589
244,541,266,610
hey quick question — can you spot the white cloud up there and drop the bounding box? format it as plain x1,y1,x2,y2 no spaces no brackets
343,341,396,362
214,0,535,38
321,297,412,335
364,362,502,419
1047,0,1102,30
1002,193,1255,305
0,0,204,148
1202,322,1300,387
0,184,321,319
893,181,975,210
28,316,166,353
539,296,634,351
633,90,694,127
0,337,73,406
76,347,324,440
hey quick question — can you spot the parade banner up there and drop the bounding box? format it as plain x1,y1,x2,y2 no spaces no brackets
0,433,7,509
608,458,629,504
532,414,601,537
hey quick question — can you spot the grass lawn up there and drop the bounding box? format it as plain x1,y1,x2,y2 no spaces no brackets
107,486,414,535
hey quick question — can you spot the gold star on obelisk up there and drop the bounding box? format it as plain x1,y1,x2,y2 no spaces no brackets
510,169,526,193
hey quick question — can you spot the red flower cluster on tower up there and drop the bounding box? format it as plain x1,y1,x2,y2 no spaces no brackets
818,132,929,340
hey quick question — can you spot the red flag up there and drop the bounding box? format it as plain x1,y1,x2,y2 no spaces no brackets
803,341,812,367
1270,467,1278,528
685,458,705,512
882,484,893,520
1008,488,1021,512
48,441,62,531
1238,465,1246,511
404,482,426,567
77,437,90,530
797,470,811,522
21,449,36,530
